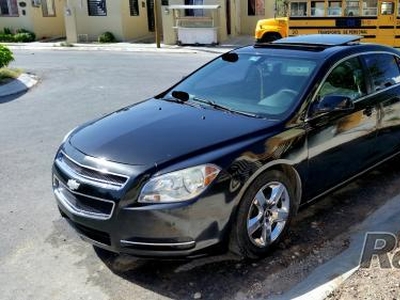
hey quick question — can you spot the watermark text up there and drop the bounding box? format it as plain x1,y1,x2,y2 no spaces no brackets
360,232,400,268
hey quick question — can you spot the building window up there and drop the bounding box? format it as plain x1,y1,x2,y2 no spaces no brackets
0,0,18,16
290,2,307,16
42,0,56,17
185,0,204,17
88,0,107,16
129,0,139,16
248,0,265,15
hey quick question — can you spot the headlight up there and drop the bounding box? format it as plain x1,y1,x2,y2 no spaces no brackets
139,164,221,203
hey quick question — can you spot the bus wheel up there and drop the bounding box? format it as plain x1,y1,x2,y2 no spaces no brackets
260,33,282,43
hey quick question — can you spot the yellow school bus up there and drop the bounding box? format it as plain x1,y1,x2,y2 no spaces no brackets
255,0,399,47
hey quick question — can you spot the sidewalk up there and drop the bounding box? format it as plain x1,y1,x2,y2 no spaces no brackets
3,35,255,54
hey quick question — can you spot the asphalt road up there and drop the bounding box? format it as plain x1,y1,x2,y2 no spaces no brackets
0,50,216,300
1,49,400,300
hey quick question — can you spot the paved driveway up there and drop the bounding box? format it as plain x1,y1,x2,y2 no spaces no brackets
1,49,400,300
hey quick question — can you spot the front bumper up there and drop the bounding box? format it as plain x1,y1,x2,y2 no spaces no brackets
52,146,234,258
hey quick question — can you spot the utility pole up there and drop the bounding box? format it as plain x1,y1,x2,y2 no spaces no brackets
154,0,161,48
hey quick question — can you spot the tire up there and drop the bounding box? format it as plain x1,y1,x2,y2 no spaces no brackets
230,170,297,260
260,33,282,43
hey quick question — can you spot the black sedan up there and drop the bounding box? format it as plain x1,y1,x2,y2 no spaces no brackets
52,35,400,259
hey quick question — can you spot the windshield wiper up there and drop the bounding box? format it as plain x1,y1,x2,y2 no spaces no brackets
192,96,260,118
163,91,261,118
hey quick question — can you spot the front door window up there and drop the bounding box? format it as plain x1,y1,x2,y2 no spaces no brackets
318,57,366,101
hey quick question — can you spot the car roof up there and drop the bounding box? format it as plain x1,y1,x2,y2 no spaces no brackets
236,34,399,61
272,34,362,46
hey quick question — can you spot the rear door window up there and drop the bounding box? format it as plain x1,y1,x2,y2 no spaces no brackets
363,53,400,91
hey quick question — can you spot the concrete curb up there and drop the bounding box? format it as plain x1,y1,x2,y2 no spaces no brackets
3,42,237,54
269,193,400,300
0,73,39,97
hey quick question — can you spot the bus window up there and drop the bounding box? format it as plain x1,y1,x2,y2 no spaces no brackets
381,1,394,14
328,1,342,15
399,0,400,15
346,1,360,15
291,1,308,16
311,1,325,16
362,0,378,15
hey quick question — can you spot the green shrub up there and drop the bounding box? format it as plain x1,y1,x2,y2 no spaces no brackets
0,45,14,68
14,32,35,42
3,27,12,35
16,28,32,34
0,28,35,42
98,32,116,43
14,29,35,42
0,34,14,42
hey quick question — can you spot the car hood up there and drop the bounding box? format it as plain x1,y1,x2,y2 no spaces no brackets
68,99,278,165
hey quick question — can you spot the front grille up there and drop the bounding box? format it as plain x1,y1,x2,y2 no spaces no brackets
56,151,128,190
54,177,115,220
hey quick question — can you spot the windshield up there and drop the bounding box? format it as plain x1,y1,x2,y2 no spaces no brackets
166,52,318,118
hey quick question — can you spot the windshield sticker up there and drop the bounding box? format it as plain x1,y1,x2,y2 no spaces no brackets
249,56,261,62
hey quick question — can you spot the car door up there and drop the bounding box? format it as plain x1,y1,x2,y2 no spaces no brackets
303,56,379,199
361,53,400,159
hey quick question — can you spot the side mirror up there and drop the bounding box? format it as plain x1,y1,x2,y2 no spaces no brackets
314,95,354,114
221,52,239,63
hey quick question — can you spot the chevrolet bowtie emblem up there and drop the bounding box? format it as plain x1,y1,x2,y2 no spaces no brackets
67,179,80,191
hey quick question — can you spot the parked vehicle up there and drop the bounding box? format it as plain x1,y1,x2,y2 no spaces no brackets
255,0,398,47
52,35,400,260
255,17,288,43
